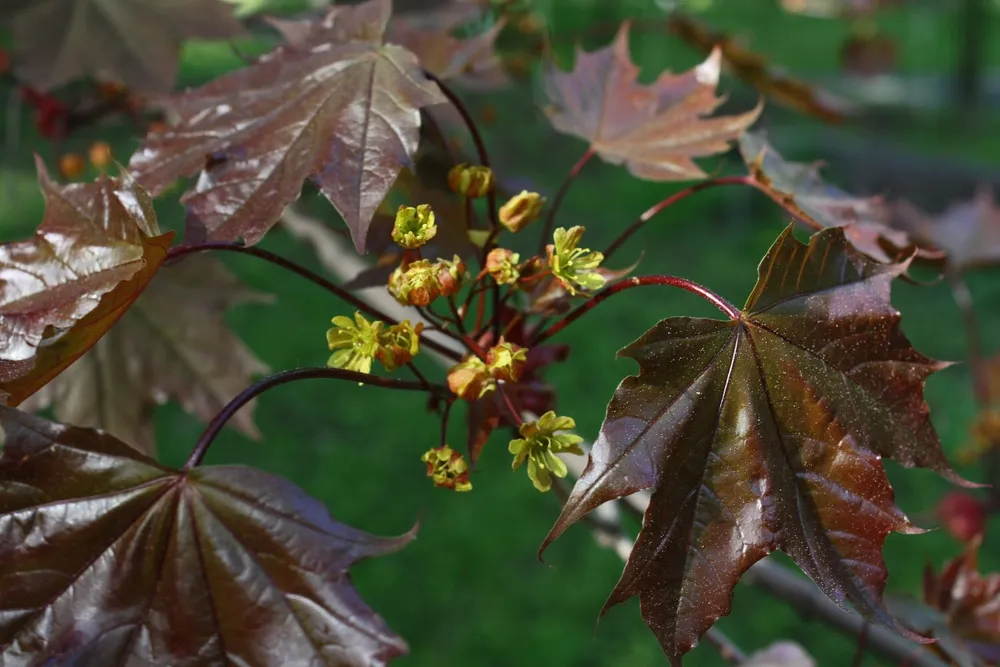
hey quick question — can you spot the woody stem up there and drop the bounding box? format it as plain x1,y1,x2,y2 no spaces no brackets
184,367,444,469
532,275,739,345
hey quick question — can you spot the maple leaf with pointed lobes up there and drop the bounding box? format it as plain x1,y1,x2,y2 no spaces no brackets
0,0,243,93
542,23,762,182
21,255,271,456
0,158,174,406
892,188,1000,273
0,407,414,666
739,131,930,264
128,0,446,255
541,224,970,665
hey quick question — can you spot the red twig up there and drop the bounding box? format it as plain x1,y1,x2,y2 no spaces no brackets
184,367,442,469
538,147,596,254
166,241,465,362
532,275,739,344
604,176,753,260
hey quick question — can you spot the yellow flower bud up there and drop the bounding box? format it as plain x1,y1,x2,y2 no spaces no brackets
388,260,441,307
392,204,437,249
447,164,495,198
486,340,527,383
499,190,545,233
447,355,495,401
486,248,521,286
377,320,424,371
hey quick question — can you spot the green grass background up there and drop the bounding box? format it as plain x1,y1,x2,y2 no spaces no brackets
4,0,1000,664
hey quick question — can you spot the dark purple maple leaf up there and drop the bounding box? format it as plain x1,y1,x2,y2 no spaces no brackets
541,224,968,665
21,255,271,456
128,0,445,254
0,158,174,406
0,407,413,666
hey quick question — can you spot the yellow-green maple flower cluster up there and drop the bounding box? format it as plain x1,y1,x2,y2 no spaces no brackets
546,226,607,295
509,411,584,492
392,204,437,249
421,444,473,491
326,312,422,375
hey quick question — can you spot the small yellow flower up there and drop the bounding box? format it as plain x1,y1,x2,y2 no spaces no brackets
546,226,607,295
447,355,495,401
377,320,424,371
486,340,527,383
392,204,437,249
499,190,545,233
388,260,441,307
486,248,521,286
447,164,494,198
421,445,473,491
509,411,584,492
326,312,384,375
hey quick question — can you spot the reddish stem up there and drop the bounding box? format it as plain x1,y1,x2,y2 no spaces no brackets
604,176,753,260
532,275,739,344
497,384,524,427
166,241,464,362
184,367,441,469
538,148,596,254
424,71,498,233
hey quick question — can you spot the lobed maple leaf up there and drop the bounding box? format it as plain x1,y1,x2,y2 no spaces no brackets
892,188,1000,273
739,131,924,264
541,224,967,664
0,407,414,666
541,22,761,182
128,0,446,254
0,0,244,93
0,158,174,406
21,255,271,456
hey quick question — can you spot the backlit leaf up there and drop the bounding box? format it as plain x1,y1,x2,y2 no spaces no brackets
0,0,243,92
128,0,446,254
0,407,413,666
21,256,271,456
542,224,965,664
542,22,761,181
892,188,1000,273
0,158,174,405
739,131,926,264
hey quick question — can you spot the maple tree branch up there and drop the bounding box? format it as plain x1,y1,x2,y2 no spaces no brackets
604,176,752,261
531,275,739,344
537,147,596,255
185,367,443,469
166,241,464,362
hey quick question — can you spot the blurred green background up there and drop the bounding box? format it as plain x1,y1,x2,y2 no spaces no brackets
4,0,1000,665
